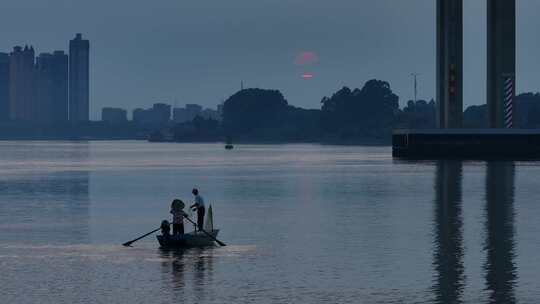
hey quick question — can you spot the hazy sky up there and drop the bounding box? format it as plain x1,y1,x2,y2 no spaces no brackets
2,0,540,119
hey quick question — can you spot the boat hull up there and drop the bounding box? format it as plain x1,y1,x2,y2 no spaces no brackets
156,230,220,248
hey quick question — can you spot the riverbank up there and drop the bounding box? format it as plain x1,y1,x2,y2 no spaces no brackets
0,121,148,140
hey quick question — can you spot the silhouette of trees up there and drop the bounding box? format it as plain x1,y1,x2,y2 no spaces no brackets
222,88,288,136
172,116,221,142
463,105,487,128
462,93,540,128
321,80,399,141
396,99,436,129
165,81,540,144
515,93,540,128
221,88,319,141
276,106,320,141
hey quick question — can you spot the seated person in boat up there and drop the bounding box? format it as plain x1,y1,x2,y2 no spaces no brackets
170,199,187,235
160,220,171,237
190,188,205,231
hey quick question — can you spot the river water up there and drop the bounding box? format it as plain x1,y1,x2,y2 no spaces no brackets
0,141,539,303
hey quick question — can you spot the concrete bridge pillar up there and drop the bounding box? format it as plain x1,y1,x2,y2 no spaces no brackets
487,0,516,128
436,0,463,129
437,0,516,129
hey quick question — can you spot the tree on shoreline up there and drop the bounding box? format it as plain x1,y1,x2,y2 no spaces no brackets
321,80,399,140
396,99,436,129
222,88,288,137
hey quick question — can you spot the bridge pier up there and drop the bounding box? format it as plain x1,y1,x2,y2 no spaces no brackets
393,1,519,158
487,0,516,128
436,0,463,129
436,0,516,129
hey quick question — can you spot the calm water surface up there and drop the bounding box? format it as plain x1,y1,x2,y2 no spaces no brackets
1,141,540,303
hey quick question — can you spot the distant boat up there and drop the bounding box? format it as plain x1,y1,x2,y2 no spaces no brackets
225,136,234,150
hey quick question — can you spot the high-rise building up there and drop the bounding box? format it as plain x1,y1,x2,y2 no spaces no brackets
102,107,127,124
24,51,68,124
132,108,148,124
0,53,9,121
487,0,516,128
132,104,172,126
173,104,203,123
51,51,68,123
152,103,171,124
35,53,54,123
436,0,463,129
69,33,89,122
9,45,36,121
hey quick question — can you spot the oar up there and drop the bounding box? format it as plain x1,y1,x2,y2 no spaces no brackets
122,227,161,247
183,215,226,246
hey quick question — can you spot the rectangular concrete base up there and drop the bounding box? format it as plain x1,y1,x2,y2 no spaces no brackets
393,129,540,159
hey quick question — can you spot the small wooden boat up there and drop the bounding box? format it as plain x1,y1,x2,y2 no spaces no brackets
225,144,234,150
157,205,221,248
123,205,224,248
156,229,220,248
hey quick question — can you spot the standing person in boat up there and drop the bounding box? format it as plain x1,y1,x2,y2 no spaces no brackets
190,188,205,231
170,199,187,235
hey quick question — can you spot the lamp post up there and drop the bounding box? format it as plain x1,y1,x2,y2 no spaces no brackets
411,73,420,104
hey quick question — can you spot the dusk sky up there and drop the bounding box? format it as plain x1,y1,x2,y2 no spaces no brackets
2,0,540,119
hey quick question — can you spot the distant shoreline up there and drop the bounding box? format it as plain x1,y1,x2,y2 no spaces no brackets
151,138,392,146
0,136,392,146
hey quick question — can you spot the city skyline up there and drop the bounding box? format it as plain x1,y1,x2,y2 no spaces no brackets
0,34,89,124
3,0,540,120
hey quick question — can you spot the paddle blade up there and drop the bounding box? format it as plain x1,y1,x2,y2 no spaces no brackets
122,227,161,247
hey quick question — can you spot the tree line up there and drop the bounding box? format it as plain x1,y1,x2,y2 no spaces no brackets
166,80,540,143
